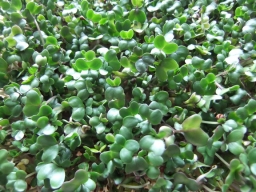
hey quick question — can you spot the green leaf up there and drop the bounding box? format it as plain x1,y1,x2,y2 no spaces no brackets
182,114,209,146
42,145,59,163
228,142,244,155
140,135,165,155
89,58,102,70
36,163,65,189
156,66,167,82
227,130,244,143
154,35,165,49
173,172,200,191
84,179,96,191
162,43,178,54
100,151,119,163
68,96,84,108
11,25,23,36
106,77,121,87
62,170,89,192
149,109,163,125
148,152,164,166
250,163,256,176
26,90,41,105
128,9,146,23
182,114,201,130
192,56,204,69
140,135,155,150
123,116,140,128
45,36,58,46
16,42,29,51
125,156,148,173
26,1,42,15
85,50,95,60
120,29,134,40
161,58,179,70
86,9,102,23
37,116,49,128
14,180,27,191
154,91,169,102
0,162,14,174
0,1,10,10
131,0,144,8
139,104,150,119
38,105,52,116
243,18,256,33
147,166,160,179
75,58,89,70
157,126,173,138
72,107,85,121
37,135,57,148
125,140,139,153
120,148,133,163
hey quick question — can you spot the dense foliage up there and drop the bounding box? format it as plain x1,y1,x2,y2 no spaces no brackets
0,0,256,191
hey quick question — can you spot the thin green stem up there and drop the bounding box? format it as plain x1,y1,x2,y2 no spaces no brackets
202,120,220,125
46,95,57,104
32,16,45,46
25,171,36,179
119,182,150,189
215,153,230,168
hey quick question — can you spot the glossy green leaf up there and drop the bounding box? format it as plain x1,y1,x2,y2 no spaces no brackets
147,166,160,179
125,140,139,153
26,90,41,105
120,148,133,163
162,43,178,54
36,135,57,148
161,58,179,70
26,2,42,15
123,116,140,128
45,36,58,46
75,59,89,70
131,0,143,8
89,58,102,70
14,180,27,191
227,129,244,143
36,163,65,189
11,25,23,36
228,142,244,155
62,169,88,192
100,151,119,163
120,29,134,40
128,9,146,23
42,145,59,163
68,96,84,108
125,156,148,173
182,114,209,146
148,152,164,166
154,35,165,49
72,107,85,121
149,110,163,125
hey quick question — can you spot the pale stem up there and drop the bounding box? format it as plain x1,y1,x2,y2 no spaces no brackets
119,181,150,189
202,120,220,125
33,16,45,45
215,153,230,168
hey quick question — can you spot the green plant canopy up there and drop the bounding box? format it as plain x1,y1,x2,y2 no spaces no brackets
0,0,256,191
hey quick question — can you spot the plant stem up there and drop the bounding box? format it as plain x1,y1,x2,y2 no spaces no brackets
215,153,230,168
32,16,45,46
202,184,220,192
119,181,150,189
46,95,57,104
25,171,36,179
202,120,220,125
